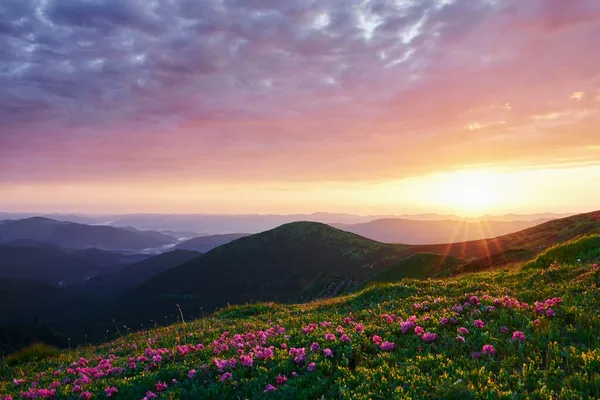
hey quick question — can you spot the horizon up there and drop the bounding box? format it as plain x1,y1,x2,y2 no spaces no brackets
2,0,600,216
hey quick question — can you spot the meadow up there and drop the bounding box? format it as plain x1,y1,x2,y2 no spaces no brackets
1,236,599,399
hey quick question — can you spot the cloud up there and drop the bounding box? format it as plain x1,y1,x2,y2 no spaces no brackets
1,0,600,185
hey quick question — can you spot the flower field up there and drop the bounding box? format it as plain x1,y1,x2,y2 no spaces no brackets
1,239,599,399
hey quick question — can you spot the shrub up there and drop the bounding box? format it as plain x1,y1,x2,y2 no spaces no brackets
4,342,61,366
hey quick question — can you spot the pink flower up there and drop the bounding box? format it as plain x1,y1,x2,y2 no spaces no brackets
380,341,396,351
264,384,277,393
324,333,335,341
344,317,352,324
80,392,92,400
439,318,448,325
13,379,25,387
470,296,480,305
481,344,496,355
310,342,321,352
144,391,158,399
187,369,196,379
324,348,334,358
104,387,118,397
372,335,382,344
422,332,438,343
533,319,540,326
155,382,167,392
415,326,424,336
458,327,469,335
512,331,526,342
456,335,465,343
546,308,555,317
474,319,485,328
472,351,481,359
401,320,415,334
500,326,509,334
275,374,287,385
240,354,254,367
307,362,316,372
340,334,351,343
219,372,232,382
355,323,364,333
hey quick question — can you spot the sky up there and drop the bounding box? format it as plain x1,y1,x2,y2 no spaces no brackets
1,0,600,216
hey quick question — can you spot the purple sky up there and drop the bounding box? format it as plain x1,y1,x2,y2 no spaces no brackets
1,0,600,214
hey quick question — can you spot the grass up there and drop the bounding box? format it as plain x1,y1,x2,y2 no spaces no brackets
1,238,599,399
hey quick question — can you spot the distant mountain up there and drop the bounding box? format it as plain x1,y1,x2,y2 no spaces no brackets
80,250,202,294
333,218,554,245
394,210,600,263
0,217,177,251
116,222,408,323
174,233,249,252
0,244,148,286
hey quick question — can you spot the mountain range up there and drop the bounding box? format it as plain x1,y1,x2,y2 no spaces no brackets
1,210,599,350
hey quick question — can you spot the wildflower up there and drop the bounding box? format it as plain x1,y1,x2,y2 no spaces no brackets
80,392,92,400
144,391,158,399
422,332,438,343
372,335,382,344
415,326,424,336
458,327,469,335
533,319,540,326
310,342,321,352
280,343,287,350
512,331,526,342
275,374,287,385
12,380,25,387
219,372,232,382
470,296,480,305
355,324,364,333
343,317,352,325
104,387,118,397
500,326,509,334
292,372,297,377
341,334,351,343
187,369,196,379
474,319,485,328
472,351,481,359
155,382,167,392
481,344,496,355
449,317,457,324
307,362,316,372
380,341,396,351
323,348,334,358
546,308,555,317
324,333,335,341
401,320,415,334
487,306,496,312
423,316,431,322
440,318,448,325
240,354,254,367
456,335,465,343
264,384,277,393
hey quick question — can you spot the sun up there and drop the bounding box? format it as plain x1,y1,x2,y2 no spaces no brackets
438,171,501,215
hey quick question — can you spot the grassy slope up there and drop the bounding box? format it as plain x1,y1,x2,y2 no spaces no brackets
2,237,599,399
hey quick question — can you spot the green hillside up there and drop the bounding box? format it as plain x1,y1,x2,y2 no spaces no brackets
1,237,598,399
114,222,409,323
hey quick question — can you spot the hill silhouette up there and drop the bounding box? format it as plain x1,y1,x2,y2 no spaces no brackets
333,218,552,244
116,222,408,323
0,217,176,251
79,250,202,294
174,233,249,252
0,244,146,286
